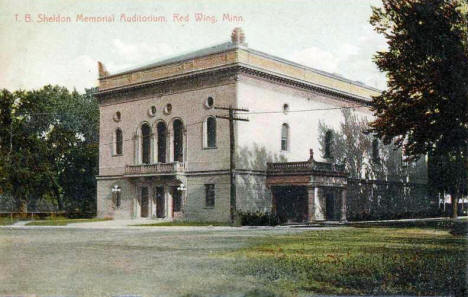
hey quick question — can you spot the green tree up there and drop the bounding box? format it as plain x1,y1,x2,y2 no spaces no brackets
319,109,371,179
318,109,427,182
34,86,99,214
0,89,56,212
0,86,99,215
369,0,468,218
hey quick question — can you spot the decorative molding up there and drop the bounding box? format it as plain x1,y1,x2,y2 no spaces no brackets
237,65,373,106
96,66,239,105
96,64,374,107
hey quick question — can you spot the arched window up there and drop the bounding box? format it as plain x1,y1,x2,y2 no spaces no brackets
324,130,333,159
205,116,217,148
112,185,121,209
173,119,184,162
281,123,289,151
157,122,167,163
372,139,380,162
115,128,123,155
141,123,151,164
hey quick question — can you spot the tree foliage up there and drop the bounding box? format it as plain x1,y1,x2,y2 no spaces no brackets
318,109,427,182
319,110,431,220
369,0,468,217
0,86,98,215
369,0,468,156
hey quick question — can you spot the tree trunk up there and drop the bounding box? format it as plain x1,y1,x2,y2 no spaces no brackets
451,193,459,219
48,173,63,210
16,199,27,215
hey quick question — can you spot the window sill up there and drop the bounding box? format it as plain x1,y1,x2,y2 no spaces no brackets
203,206,215,209
203,146,217,150
112,154,123,157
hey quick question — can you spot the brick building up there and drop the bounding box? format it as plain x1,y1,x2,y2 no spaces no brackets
95,28,381,222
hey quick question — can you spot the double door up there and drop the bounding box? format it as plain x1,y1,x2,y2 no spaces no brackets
139,186,181,218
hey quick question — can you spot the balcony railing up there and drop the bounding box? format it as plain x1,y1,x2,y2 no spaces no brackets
125,162,185,176
267,161,345,173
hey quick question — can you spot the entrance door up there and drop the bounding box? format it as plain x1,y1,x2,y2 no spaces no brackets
172,187,182,216
155,187,165,218
141,187,149,218
325,193,335,220
273,186,308,223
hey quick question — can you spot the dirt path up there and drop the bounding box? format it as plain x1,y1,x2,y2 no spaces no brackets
0,226,322,297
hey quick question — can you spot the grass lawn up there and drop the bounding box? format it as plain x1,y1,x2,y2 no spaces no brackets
132,221,230,227
228,227,467,296
25,217,112,226
348,217,468,235
0,217,17,225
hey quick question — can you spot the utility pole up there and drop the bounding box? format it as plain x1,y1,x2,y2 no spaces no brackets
215,105,249,223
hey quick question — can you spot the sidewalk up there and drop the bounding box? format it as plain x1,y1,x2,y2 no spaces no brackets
5,216,464,230
287,216,468,228
3,218,337,231
347,216,468,224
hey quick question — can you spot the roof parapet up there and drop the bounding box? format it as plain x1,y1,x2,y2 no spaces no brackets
98,61,110,78
231,27,247,46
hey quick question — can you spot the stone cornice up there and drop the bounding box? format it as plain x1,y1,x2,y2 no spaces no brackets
242,47,381,93
96,64,374,106
237,65,373,106
95,65,239,104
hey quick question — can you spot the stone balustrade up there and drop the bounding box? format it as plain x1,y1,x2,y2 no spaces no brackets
267,161,345,173
125,162,185,176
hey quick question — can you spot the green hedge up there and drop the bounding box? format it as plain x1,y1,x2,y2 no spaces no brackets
236,211,287,226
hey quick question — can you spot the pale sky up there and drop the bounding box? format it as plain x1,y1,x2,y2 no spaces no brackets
0,0,387,93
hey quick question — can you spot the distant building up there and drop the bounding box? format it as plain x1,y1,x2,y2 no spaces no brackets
95,28,406,222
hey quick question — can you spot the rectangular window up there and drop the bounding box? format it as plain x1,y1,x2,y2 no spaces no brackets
281,138,287,151
281,123,289,151
115,129,123,155
205,184,215,208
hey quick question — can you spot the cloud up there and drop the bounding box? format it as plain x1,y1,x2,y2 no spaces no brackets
289,46,341,73
0,37,175,93
50,40,175,91
38,55,98,92
108,39,174,72
63,55,98,91
288,25,388,89
23,40,175,92
0,54,99,93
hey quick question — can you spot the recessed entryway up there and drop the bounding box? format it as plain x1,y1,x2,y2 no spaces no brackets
155,186,165,218
141,187,149,218
272,186,308,223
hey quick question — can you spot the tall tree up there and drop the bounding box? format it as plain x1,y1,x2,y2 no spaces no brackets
31,86,99,214
0,86,98,215
318,109,427,182
0,89,56,212
369,0,468,218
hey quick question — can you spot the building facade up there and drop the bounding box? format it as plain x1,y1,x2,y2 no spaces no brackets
95,28,382,222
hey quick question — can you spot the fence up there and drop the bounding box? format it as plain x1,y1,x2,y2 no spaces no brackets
346,179,434,221
0,211,66,219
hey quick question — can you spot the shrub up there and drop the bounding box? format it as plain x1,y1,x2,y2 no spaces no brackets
236,210,286,226
65,208,95,219
448,220,468,236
